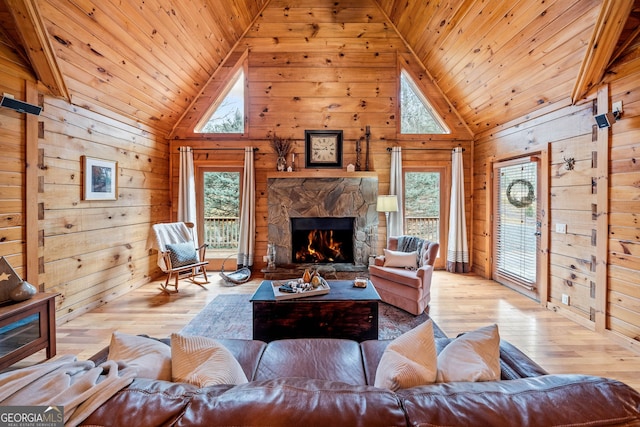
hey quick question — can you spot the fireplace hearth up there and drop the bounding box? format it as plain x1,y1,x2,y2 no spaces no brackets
291,217,354,264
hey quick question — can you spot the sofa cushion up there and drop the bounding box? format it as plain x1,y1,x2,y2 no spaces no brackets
374,320,437,390
254,339,366,385
436,324,501,382
397,375,640,426
83,377,409,427
171,333,248,387
107,332,171,381
383,249,418,269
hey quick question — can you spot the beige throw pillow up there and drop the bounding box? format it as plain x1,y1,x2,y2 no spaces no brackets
374,319,437,391
383,249,418,269
171,333,248,387
107,332,172,381
436,324,501,382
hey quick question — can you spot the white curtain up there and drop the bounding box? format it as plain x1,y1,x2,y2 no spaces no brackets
388,147,404,240
178,146,198,247
237,147,255,268
447,147,470,273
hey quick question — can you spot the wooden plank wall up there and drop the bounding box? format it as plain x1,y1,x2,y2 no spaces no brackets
2,37,171,323
474,36,640,348
474,101,599,325
170,0,473,269
39,97,170,322
605,35,640,346
0,41,32,279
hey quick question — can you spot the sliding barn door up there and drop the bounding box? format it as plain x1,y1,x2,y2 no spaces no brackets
492,158,540,300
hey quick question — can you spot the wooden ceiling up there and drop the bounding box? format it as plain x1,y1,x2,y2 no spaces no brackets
1,0,639,136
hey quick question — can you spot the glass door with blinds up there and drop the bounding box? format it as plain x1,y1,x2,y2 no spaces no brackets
492,158,540,300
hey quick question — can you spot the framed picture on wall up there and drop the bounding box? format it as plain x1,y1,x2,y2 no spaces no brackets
82,156,118,200
305,130,343,168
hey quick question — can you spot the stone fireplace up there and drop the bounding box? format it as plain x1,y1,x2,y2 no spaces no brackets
266,174,378,278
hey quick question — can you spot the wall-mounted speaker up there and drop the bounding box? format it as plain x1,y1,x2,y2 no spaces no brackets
0,94,42,116
593,112,618,129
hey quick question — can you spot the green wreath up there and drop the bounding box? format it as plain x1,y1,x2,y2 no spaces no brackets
506,179,535,208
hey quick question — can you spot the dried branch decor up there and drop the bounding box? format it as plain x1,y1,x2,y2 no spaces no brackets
269,133,293,157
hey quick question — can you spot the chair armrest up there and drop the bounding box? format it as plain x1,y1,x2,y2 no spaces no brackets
197,244,207,259
416,264,434,279
374,255,385,266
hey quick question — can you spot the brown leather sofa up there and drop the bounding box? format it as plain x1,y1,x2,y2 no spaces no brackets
83,336,640,426
369,236,439,315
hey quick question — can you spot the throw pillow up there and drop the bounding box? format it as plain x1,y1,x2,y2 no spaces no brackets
436,324,501,383
165,242,199,268
171,333,248,387
107,332,172,381
374,319,437,391
383,249,418,269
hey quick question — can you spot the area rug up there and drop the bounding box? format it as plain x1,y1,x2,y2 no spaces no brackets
180,294,446,340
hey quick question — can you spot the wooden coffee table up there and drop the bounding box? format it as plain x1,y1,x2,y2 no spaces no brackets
250,279,381,342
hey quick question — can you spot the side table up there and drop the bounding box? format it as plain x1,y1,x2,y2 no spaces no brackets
0,292,59,370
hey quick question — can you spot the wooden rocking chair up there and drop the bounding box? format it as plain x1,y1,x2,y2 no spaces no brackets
150,222,209,293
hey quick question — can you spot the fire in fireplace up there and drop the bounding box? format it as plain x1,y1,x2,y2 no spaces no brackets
291,217,354,264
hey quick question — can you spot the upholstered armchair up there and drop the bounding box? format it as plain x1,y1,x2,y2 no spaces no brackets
368,236,439,315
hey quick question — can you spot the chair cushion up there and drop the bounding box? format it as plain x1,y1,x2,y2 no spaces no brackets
166,242,199,268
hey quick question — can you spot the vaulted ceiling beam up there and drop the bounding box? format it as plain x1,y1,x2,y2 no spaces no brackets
571,0,633,104
5,0,68,99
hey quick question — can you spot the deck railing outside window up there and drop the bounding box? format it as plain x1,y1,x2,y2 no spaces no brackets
405,217,440,242
204,217,239,250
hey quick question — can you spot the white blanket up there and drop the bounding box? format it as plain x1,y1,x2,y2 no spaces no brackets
0,355,136,427
147,222,193,270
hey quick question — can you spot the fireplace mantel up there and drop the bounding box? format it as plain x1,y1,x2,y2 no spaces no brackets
266,171,377,179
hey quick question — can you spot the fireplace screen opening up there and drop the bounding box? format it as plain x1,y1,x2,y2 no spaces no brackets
291,217,354,264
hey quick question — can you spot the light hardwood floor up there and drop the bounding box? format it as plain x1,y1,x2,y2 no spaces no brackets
20,271,640,391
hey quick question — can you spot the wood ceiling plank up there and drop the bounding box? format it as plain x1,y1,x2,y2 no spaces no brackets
438,0,595,95
248,22,395,39
458,23,595,120
39,1,199,108
409,1,474,64
244,37,402,53
248,51,397,68
139,0,225,74
411,1,479,67
257,5,386,23
428,0,536,84
42,20,185,122
90,0,214,83
250,81,396,98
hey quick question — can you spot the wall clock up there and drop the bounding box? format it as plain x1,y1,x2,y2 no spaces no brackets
305,130,343,168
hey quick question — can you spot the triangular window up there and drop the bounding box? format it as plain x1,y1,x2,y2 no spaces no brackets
195,68,245,134
400,69,448,134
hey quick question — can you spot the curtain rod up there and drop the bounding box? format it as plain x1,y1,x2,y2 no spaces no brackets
176,147,259,152
386,147,464,152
